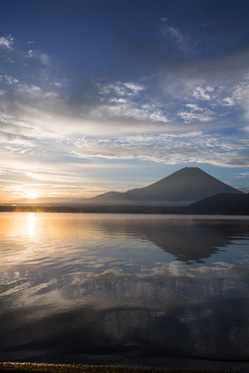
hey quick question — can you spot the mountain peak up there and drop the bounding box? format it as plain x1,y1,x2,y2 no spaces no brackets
90,167,244,205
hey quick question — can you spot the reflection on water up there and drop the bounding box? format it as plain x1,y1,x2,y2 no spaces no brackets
92,217,249,263
1,213,249,366
28,212,35,238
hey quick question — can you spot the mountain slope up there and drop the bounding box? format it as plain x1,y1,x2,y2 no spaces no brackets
127,167,243,202
88,191,137,203
90,167,244,204
188,193,249,215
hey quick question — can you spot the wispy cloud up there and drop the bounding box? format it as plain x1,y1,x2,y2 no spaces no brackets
67,132,249,168
166,26,184,44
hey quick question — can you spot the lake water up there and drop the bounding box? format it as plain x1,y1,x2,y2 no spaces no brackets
1,213,249,370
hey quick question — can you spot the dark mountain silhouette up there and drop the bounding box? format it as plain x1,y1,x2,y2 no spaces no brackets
1,194,249,215
90,167,244,204
188,192,249,215
2,168,247,215
89,191,137,203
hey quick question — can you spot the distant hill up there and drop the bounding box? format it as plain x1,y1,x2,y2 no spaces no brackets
88,191,137,203
188,192,249,215
89,167,244,205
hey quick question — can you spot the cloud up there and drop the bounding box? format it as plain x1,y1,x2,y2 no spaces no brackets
0,34,246,137
3,75,19,84
123,82,145,95
0,132,36,150
223,97,234,106
26,49,33,58
0,35,14,49
161,25,184,45
98,81,145,97
109,98,127,104
193,86,214,101
177,111,214,123
67,132,249,168
92,98,169,124
2,244,249,362
178,104,215,123
85,80,169,124
185,104,204,111
148,110,168,122
16,84,41,94
167,26,184,44
52,81,66,88
232,74,249,120
1,29,249,200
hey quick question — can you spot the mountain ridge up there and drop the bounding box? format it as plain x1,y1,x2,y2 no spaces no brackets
89,167,244,205
187,192,249,215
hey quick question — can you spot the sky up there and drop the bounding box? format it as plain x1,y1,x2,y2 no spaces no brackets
1,0,249,204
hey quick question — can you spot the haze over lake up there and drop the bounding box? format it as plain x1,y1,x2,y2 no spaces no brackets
1,212,249,370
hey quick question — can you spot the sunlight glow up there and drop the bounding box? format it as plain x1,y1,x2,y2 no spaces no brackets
28,212,35,238
27,192,39,199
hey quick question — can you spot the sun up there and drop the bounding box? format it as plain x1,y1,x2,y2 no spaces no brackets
27,192,39,199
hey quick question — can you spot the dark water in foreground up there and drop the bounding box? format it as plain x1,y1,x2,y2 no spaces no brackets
1,213,249,368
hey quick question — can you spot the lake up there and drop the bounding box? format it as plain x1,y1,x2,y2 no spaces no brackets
1,213,249,370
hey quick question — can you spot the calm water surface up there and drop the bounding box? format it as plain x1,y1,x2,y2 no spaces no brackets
1,213,249,367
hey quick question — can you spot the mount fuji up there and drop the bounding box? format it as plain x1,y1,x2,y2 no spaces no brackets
90,167,244,205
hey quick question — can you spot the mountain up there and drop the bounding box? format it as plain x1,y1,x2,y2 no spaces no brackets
188,192,249,215
89,167,244,205
88,191,137,203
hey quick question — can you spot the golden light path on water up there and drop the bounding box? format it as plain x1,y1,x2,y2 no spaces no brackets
1,213,122,268
28,212,35,238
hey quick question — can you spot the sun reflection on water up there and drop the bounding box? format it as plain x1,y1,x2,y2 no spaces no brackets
28,212,35,238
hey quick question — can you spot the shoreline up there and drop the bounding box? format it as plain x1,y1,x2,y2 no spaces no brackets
0,362,245,373
0,205,249,216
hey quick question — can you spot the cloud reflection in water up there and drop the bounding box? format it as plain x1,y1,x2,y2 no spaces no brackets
1,213,249,364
